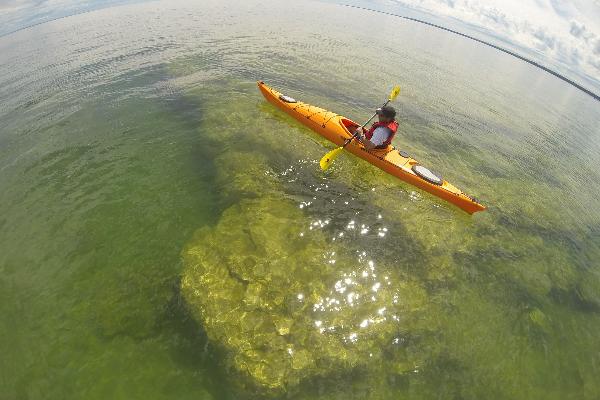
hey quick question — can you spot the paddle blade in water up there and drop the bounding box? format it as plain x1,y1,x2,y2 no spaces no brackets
320,147,344,171
389,85,401,101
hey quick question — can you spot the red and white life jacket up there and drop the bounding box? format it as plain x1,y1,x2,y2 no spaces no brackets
365,120,398,148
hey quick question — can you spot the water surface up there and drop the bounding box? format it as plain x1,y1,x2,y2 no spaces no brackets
1,1,600,399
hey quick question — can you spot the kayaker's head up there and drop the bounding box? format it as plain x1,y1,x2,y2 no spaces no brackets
376,105,396,123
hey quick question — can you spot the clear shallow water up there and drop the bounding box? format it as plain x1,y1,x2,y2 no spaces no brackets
1,0,600,399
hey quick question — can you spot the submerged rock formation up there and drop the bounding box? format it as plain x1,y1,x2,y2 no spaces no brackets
181,195,428,395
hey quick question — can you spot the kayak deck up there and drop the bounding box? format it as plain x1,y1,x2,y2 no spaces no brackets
257,81,486,214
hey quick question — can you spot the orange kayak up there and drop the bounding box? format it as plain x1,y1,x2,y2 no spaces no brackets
257,81,486,214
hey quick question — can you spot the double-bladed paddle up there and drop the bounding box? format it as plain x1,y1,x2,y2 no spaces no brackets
319,85,401,171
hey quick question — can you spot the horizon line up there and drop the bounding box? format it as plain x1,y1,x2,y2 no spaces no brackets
343,4,600,102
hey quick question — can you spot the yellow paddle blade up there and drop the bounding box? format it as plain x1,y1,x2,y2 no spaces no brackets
388,85,401,101
320,147,344,171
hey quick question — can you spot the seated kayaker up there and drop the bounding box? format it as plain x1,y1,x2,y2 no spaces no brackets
355,105,398,151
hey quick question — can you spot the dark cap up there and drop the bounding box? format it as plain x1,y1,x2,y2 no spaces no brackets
376,105,396,119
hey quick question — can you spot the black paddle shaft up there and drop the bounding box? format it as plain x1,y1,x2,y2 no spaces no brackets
342,99,392,148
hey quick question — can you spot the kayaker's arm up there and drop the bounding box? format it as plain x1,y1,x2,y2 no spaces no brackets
354,127,365,139
354,126,388,151
354,127,374,149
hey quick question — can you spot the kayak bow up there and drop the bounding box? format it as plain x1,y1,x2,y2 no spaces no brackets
257,81,486,214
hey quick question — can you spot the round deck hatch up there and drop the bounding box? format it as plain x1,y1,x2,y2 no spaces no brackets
279,95,297,103
412,165,443,186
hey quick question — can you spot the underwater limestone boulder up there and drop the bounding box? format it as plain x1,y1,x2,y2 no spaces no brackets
213,150,280,204
181,196,428,395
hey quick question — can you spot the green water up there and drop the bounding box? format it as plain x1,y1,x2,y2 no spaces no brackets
1,0,600,399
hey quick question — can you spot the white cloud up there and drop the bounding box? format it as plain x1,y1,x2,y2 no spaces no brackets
384,0,600,85
0,0,35,11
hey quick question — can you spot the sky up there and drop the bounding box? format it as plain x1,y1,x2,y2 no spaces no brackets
1,0,600,92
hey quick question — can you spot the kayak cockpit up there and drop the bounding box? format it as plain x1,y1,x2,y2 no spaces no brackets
339,118,360,134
